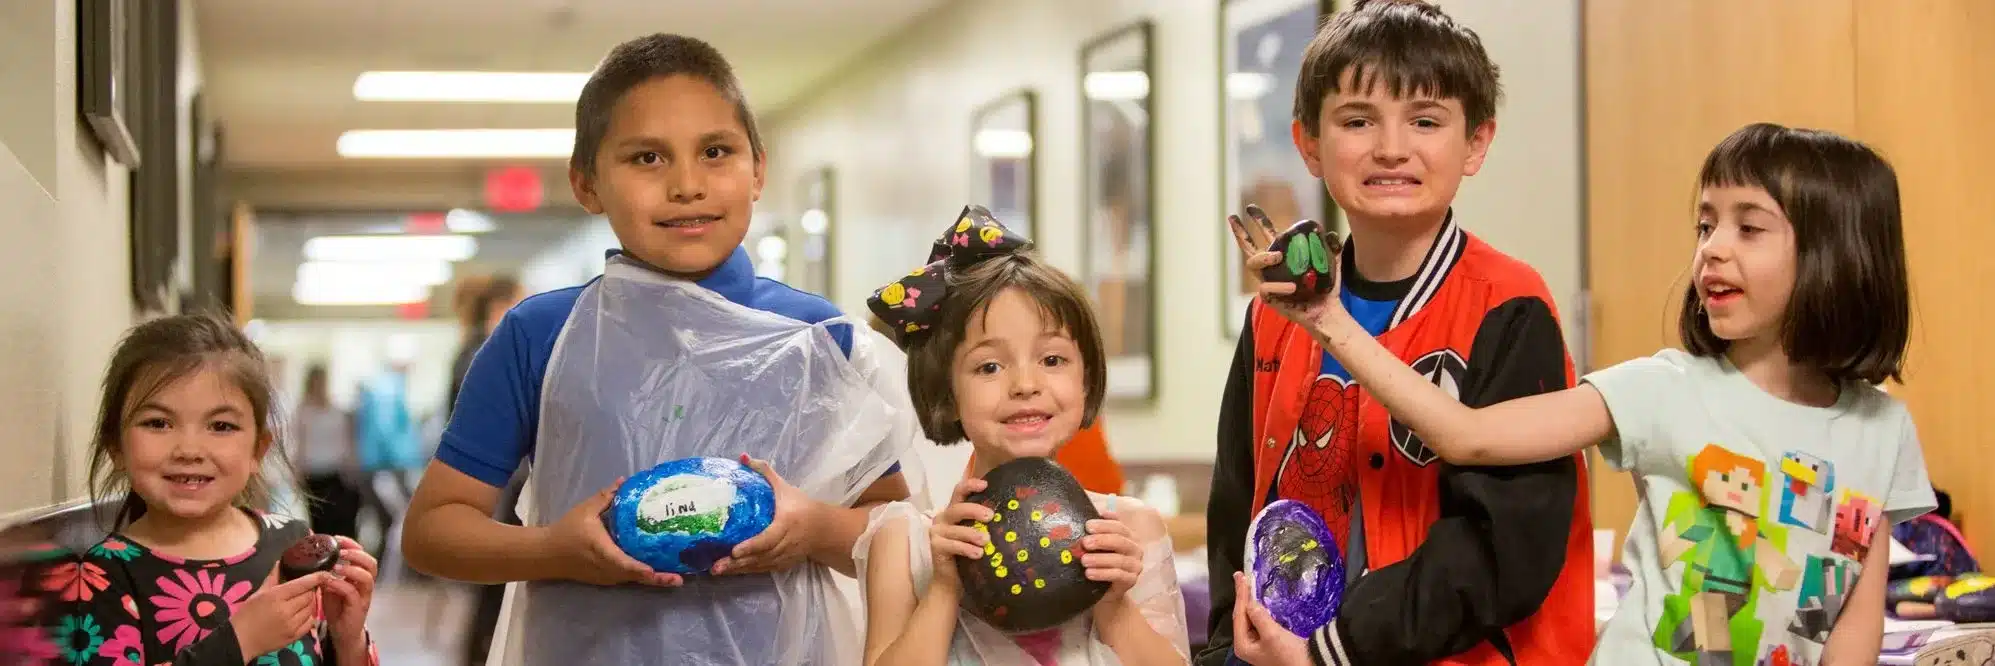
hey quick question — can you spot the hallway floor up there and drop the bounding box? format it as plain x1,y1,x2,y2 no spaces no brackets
368,577,477,665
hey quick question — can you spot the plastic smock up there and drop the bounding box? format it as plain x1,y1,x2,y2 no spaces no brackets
488,254,914,666
854,496,1192,665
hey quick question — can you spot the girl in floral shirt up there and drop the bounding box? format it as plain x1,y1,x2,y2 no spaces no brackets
50,314,379,666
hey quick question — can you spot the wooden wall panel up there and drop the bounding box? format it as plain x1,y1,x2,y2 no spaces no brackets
1853,0,1994,552
1582,0,1857,557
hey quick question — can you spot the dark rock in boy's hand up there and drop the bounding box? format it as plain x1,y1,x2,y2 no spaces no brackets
1259,219,1342,301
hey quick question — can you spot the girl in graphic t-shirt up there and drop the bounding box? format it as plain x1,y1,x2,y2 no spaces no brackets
1223,122,1935,666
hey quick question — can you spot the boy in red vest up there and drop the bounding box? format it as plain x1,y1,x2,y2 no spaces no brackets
1199,1,1594,664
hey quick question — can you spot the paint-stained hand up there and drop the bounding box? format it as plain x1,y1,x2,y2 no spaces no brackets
714,455,823,575
1230,572,1312,666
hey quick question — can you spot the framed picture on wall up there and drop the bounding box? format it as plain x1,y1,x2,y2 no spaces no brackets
970,90,1038,240
793,167,836,298
1220,0,1338,337
1081,21,1157,402
77,0,141,168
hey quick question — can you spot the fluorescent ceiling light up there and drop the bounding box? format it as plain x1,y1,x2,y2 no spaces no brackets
291,280,433,306
336,129,574,159
974,129,1034,159
302,234,478,263
353,71,591,103
1084,71,1150,101
445,208,497,233
296,260,454,288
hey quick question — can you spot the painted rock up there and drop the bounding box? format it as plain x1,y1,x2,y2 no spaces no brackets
605,456,777,575
1244,499,1345,635
1259,219,1341,301
1889,576,1956,607
956,457,1108,633
279,533,341,582
1938,575,1995,624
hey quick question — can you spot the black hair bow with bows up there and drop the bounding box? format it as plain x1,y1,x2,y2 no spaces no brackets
867,205,1034,343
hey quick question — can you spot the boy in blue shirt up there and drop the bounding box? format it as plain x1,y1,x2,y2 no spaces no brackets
401,33,910,665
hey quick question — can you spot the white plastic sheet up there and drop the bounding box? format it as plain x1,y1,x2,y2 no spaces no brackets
492,256,910,665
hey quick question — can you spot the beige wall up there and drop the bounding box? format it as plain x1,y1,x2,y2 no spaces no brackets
762,0,1582,461
0,2,206,513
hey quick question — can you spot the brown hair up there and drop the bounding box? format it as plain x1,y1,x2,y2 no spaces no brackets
1678,122,1911,385
1293,0,1501,137
901,254,1107,445
463,274,523,337
571,33,762,175
87,313,288,529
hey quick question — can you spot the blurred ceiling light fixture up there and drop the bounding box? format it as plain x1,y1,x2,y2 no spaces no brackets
336,129,574,159
973,129,1034,159
352,71,591,103
295,260,454,288
302,234,478,263
291,280,433,306
1083,71,1150,101
445,208,497,233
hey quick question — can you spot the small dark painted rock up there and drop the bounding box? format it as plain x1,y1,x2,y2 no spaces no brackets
1259,219,1341,300
956,457,1108,634
1938,575,1995,623
279,533,341,582
1245,500,1345,635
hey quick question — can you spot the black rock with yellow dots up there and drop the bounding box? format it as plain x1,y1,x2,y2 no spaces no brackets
955,456,1110,633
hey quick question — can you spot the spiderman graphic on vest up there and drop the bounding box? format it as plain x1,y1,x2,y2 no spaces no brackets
1267,373,1362,553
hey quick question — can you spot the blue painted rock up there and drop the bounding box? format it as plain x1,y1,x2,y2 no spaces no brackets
1938,575,1995,624
1244,499,1345,635
1259,219,1341,301
604,457,776,575
956,456,1108,634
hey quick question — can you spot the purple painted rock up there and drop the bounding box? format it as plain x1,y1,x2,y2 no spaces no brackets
279,533,340,582
1259,219,1340,301
1244,499,1345,636
956,456,1108,634
1938,575,1995,624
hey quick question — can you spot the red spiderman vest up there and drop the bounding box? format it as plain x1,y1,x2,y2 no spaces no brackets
1248,225,1596,665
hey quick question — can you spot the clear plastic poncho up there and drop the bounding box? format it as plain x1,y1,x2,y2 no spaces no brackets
488,255,916,666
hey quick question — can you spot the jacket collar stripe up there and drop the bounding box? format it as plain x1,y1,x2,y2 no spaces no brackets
1388,213,1466,329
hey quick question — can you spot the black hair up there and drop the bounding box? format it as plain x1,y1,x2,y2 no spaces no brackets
570,33,763,174
1680,122,1911,385
1294,0,1501,137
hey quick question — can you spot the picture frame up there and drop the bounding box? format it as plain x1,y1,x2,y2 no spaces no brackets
1220,0,1339,337
127,0,181,313
970,90,1039,240
1080,21,1158,402
77,0,141,168
793,167,836,298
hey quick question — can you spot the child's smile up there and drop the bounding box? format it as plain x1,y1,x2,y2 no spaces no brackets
123,366,263,521
952,288,1088,461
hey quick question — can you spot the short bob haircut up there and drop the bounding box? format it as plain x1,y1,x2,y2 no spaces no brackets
900,252,1107,445
1680,122,1911,385
1293,0,1501,137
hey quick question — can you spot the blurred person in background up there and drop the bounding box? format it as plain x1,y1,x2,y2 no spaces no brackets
295,363,362,538
354,341,420,563
453,274,527,666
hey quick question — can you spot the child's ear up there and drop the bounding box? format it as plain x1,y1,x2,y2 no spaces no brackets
255,430,274,460
570,165,605,214
750,150,767,202
1462,119,1497,177
1291,120,1325,179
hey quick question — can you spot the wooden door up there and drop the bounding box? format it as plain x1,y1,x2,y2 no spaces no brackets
1582,0,1859,558
1853,0,1995,551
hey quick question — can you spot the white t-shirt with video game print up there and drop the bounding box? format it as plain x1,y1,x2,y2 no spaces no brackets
1584,349,1936,666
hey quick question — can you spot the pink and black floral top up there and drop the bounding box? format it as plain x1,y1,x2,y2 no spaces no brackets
48,509,378,666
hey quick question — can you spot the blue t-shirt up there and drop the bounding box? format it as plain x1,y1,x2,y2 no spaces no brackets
435,246,885,488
